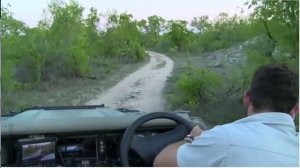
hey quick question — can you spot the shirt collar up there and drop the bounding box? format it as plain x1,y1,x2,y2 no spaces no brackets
233,112,296,128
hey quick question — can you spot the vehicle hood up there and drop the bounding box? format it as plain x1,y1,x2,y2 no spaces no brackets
1,107,191,136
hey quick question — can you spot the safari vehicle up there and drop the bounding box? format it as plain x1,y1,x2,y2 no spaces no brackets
1,105,204,167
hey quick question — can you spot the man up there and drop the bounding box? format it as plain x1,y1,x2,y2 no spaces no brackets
154,64,299,167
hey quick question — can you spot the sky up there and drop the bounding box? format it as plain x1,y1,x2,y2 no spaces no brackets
2,0,253,27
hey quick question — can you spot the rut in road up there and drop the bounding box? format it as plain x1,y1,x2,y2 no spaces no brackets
85,51,174,112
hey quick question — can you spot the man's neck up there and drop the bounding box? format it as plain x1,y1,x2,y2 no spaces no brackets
247,108,273,116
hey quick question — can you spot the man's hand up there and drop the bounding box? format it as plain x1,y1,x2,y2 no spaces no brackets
190,125,203,137
153,125,203,167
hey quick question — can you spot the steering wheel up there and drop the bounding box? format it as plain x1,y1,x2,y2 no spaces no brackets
120,112,194,166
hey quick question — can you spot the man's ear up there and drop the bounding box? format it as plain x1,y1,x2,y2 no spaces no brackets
290,103,299,119
243,90,251,107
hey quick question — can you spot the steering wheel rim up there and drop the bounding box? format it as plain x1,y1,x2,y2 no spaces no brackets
120,112,194,166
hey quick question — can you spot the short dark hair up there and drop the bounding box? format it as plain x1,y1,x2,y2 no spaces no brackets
249,64,298,113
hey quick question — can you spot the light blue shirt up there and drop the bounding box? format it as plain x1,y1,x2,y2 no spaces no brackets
177,112,299,167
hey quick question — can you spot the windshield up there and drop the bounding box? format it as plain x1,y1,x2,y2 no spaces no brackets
1,0,298,127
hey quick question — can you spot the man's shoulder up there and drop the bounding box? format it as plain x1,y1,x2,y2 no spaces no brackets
206,122,242,135
223,120,261,132
203,121,257,145
211,117,297,146
196,125,231,145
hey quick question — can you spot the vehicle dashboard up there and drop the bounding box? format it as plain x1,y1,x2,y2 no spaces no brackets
1,106,203,167
1,126,174,167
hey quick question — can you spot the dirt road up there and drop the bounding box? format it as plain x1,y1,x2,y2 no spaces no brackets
85,51,174,112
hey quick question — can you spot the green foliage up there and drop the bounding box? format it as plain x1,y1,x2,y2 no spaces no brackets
193,14,259,52
166,20,191,52
139,15,166,48
103,13,146,62
1,6,27,36
140,13,261,54
169,66,223,111
1,1,147,113
85,7,104,59
248,3,296,55
235,0,300,87
165,0,298,127
47,0,90,77
247,0,299,57
1,59,16,91
191,16,212,34
1,0,146,84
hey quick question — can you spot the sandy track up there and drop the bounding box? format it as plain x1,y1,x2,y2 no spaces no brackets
85,51,174,112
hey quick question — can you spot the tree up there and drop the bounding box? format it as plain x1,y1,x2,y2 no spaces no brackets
145,16,165,47
137,15,166,49
191,15,212,34
85,7,104,59
247,0,299,59
166,20,192,52
103,12,145,62
1,6,27,37
47,0,90,77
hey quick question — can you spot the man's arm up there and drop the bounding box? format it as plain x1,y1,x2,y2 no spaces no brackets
153,140,186,167
153,125,203,167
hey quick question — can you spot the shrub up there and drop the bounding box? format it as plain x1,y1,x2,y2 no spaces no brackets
170,66,223,111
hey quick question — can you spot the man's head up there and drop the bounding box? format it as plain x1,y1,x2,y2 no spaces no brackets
244,64,298,116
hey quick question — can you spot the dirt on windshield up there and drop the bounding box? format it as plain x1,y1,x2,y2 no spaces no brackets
85,51,174,112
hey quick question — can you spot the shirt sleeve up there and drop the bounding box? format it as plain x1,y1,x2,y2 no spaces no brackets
177,125,230,167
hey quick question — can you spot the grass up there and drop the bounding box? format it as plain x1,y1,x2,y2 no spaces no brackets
2,57,150,114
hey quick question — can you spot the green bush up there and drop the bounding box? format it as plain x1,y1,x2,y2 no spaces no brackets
169,66,223,111
1,59,15,91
